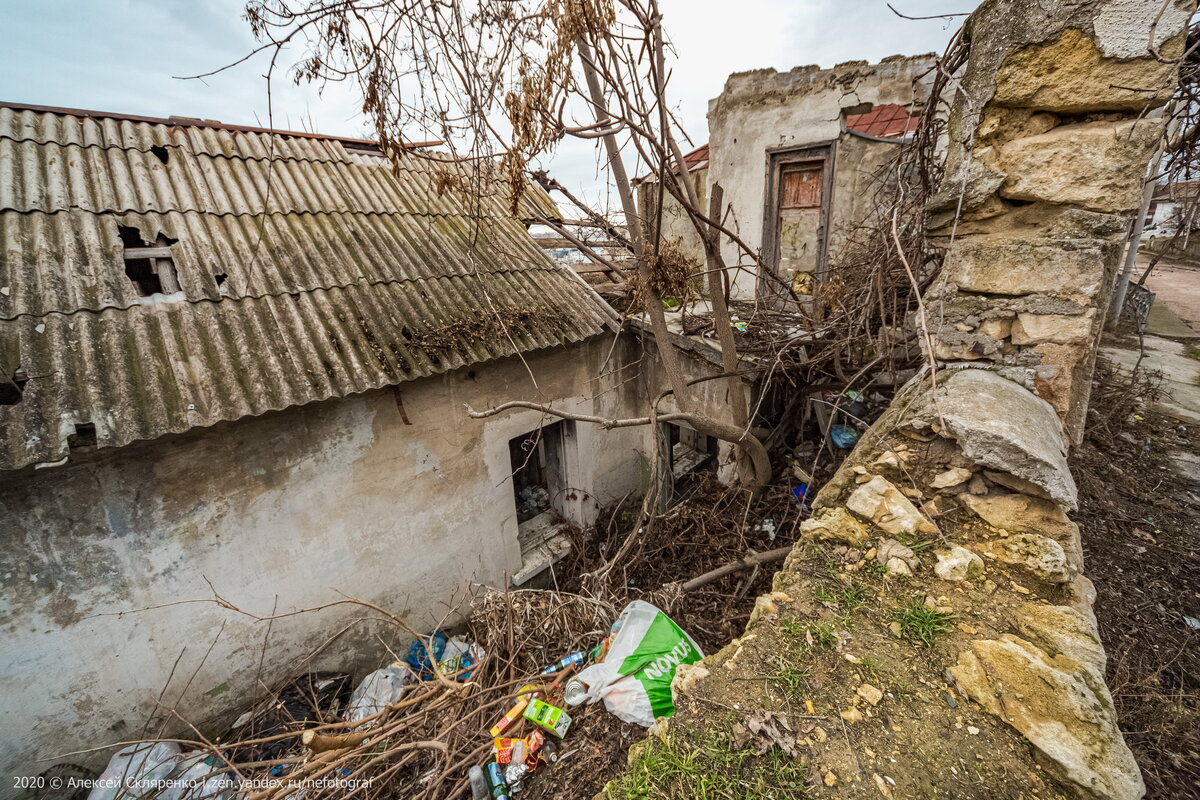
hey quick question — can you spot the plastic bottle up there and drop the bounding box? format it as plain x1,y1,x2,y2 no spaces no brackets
484,762,511,800
468,765,489,800
539,651,586,674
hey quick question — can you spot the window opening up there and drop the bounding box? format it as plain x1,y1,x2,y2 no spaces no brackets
509,421,577,586
510,423,563,524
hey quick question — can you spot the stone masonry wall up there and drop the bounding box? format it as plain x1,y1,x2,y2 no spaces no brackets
608,3,1192,799
924,0,1192,441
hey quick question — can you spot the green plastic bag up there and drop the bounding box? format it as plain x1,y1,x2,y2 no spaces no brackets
567,600,703,726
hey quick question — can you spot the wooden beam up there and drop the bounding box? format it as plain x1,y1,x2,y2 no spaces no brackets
569,262,616,274
535,238,625,249
124,246,173,259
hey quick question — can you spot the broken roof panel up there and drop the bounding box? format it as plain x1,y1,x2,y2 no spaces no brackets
0,105,614,471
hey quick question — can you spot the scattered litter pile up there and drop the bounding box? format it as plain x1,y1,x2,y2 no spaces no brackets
79,477,812,800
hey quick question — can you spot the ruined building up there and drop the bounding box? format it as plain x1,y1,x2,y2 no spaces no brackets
634,54,936,300
0,103,751,784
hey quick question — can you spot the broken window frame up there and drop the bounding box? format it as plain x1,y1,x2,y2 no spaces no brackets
759,141,836,301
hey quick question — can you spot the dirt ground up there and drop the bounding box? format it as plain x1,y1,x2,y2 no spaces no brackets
1074,348,1200,798
1140,254,1200,332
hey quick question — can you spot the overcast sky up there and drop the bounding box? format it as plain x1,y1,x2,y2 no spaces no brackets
2,0,970,205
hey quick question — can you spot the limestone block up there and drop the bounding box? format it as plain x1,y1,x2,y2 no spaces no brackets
948,635,1144,800
1014,602,1106,672
846,476,938,536
910,370,1078,508
961,492,1072,535
982,470,1052,499
942,237,1106,299
994,27,1177,111
979,533,1072,584
1010,310,1096,345
997,119,1163,213
977,318,1013,340
934,546,985,581
931,467,973,489
799,507,870,547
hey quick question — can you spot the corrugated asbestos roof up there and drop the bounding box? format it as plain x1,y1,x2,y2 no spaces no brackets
0,105,616,471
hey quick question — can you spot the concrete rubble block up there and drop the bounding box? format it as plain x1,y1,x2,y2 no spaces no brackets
845,475,938,536
911,370,1078,508
994,27,1179,112
1010,310,1096,345
941,237,1107,300
997,119,1163,213
927,157,1006,217
1094,0,1192,60
949,635,1144,800
978,533,1072,584
934,546,985,581
799,506,871,547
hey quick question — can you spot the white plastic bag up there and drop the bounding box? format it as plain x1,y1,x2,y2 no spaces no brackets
567,600,703,726
159,751,237,800
344,663,412,723
88,742,180,800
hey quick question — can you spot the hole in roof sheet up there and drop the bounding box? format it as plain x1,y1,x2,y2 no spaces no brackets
1,367,27,405
118,225,149,248
118,226,180,296
68,422,97,449
125,257,163,296
151,145,169,164
214,272,228,286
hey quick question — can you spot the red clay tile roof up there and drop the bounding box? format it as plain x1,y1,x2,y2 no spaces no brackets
681,144,709,170
844,103,919,139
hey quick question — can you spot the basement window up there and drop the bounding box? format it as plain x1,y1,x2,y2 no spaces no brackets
119,225,180,297
665,422,718,480
509,421,576,585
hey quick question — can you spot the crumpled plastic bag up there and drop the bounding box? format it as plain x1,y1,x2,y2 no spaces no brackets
87,742,180,800
158,751,237,800
567,600,703,726
344,663,413,723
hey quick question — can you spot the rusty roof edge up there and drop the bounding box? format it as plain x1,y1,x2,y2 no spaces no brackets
0,101,442,150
